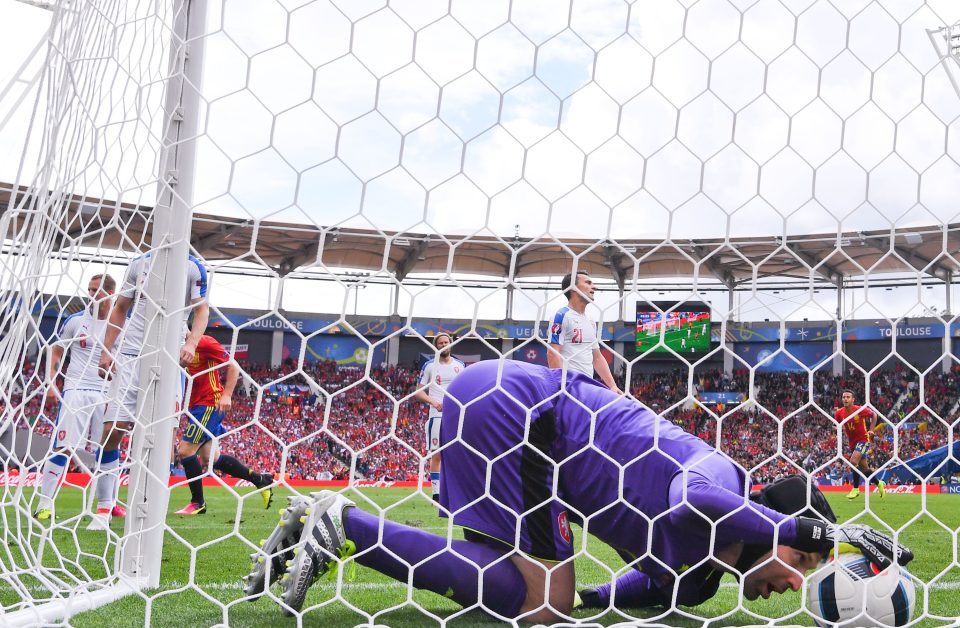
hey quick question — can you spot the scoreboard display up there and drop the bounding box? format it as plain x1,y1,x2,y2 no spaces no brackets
636,302,711,354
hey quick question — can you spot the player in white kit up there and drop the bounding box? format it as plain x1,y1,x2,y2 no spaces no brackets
548,271,621,394
414,333,464,502
90,253,209,529
34,274,115,521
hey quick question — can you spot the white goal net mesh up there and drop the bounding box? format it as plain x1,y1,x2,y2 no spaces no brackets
1,0,959,625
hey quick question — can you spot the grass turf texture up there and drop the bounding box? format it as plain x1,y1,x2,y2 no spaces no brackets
5,486,959,627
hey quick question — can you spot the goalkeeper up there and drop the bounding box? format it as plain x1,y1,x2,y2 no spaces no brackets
246,360,913,621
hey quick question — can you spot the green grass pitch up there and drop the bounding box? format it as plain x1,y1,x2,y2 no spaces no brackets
5,485,960,627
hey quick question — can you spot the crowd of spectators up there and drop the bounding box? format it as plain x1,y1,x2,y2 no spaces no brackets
3,355,959,484
188,359,960,483
650,363,955,485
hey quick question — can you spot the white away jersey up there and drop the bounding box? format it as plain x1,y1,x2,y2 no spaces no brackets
56,310,109,392
549,306,599,377
117,254,208,355
419,357,465,417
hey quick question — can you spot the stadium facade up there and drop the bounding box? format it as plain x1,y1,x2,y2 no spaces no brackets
32,307,960,374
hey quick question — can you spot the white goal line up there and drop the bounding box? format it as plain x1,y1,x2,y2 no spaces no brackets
5,578,959,595
155,579,960,593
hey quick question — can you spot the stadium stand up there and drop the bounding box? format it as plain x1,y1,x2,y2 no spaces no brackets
4,355,956,484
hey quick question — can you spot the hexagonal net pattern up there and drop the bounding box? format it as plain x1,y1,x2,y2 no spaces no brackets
1,0,960,626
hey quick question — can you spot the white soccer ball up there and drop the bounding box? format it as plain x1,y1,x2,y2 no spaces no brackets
806,550,915,627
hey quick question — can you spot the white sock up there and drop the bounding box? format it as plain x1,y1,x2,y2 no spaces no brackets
97,474,118,510
96,450,121,510
430,471,441,500
39,454,68,510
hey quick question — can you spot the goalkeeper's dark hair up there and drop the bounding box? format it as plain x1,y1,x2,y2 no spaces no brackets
735,476,836,574
750,475,836,523
560,270,590,296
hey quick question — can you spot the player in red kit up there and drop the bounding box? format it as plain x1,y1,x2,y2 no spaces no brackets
174,334,274,515
835,389,885,500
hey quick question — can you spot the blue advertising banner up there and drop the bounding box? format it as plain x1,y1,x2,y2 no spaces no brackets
509,342,549,365
39,308,636,343
38,308,953,355
209,313,335,334
729,322,948,342
403,320,551,340
282,334,386,366
209,311,634,341
840,323,944,340
734,342,833,372
727,325,835,343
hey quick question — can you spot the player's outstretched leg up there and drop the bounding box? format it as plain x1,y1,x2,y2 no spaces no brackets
213,454,274,509
865,465,885,499
176,439,273,514
278,491,356,615
274,490,529,618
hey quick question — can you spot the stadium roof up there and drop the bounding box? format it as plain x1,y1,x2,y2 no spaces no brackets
2,182,958,289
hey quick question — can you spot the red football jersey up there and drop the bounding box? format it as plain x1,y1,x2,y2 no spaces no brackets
186,335,230,407
835,404,874,446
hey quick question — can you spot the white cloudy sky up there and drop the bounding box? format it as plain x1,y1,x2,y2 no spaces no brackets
2,0,960,324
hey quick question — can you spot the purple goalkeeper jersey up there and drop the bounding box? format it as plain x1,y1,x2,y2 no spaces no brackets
440,360,796,605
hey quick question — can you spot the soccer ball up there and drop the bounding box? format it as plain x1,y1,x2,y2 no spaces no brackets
806,550,915,627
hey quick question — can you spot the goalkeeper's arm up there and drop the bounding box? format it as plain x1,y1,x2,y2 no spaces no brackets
666,471,799,547
666,471,913,570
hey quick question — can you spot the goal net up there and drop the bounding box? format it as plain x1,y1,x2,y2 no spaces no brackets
1,0,958,625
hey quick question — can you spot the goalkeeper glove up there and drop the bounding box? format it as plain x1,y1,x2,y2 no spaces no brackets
793,518,914,570
575,588,602,609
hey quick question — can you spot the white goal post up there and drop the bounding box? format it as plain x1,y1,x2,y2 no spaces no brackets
1,0,205,623
116,0,206,589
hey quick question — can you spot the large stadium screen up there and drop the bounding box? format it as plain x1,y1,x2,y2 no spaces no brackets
636,302,711,354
